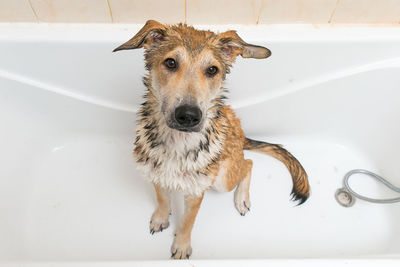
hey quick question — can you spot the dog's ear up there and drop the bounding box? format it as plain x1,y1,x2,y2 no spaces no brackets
217,30,271,62
113,20,167,52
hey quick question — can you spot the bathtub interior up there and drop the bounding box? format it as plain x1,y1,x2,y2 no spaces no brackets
1,25,400,261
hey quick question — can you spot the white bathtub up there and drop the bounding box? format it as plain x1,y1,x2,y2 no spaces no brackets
1,24,400,267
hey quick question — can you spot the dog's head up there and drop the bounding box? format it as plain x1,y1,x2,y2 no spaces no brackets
114,20,271,132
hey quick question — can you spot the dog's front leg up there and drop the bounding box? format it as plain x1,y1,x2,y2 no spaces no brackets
150,183,171,234
171,193,204,259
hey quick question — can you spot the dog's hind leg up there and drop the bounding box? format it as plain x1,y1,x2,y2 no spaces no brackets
150,183,171,234
234,159,253,216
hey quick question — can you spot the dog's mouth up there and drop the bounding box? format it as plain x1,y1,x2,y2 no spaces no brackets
165,120,203,133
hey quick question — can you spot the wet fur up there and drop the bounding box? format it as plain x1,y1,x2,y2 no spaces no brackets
134,85,227,195
114,20,310,259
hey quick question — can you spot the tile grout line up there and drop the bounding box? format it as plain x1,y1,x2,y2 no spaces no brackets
27,0,39,22
328,0,340,24
256,0,264,25
106,0,114,23
184,0,187,24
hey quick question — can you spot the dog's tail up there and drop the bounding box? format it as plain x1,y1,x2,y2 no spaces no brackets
244,137,310,205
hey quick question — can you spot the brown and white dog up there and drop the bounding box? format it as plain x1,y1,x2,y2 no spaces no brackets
113,20,310,259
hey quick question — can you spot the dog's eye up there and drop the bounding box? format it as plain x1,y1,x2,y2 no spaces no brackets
206,66,218,77
163,58,177,70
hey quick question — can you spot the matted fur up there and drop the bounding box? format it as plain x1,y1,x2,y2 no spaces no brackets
134,85,228,196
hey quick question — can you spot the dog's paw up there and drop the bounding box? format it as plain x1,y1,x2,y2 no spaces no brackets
234,190,251,216
171,239,192,259
149,210,170,235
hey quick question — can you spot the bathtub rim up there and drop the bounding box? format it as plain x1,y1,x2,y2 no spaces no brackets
2,258,400,267
1,23,400,43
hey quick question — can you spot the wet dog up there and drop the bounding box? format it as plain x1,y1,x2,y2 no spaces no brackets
113,20,310,259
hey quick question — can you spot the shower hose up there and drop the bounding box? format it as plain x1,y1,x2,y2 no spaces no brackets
344,169,400,203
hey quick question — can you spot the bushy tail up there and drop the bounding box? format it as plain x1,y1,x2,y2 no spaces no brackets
244,137,310,205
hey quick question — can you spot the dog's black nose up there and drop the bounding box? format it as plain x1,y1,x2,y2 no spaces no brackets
174,105,202,128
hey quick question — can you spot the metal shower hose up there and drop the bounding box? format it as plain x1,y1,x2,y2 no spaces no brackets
344,169,400,203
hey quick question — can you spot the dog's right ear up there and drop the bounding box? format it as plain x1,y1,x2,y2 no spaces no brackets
113,20,167,52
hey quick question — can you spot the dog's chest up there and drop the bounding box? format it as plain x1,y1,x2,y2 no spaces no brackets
135,131,222,196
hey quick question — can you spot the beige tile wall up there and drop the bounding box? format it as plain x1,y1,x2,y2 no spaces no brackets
0,0,399,24
0,0,37,22
186,0,262,25
29,0,111,22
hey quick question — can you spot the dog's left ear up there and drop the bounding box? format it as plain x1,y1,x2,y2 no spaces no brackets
113,20,167,52
217,30,271,62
